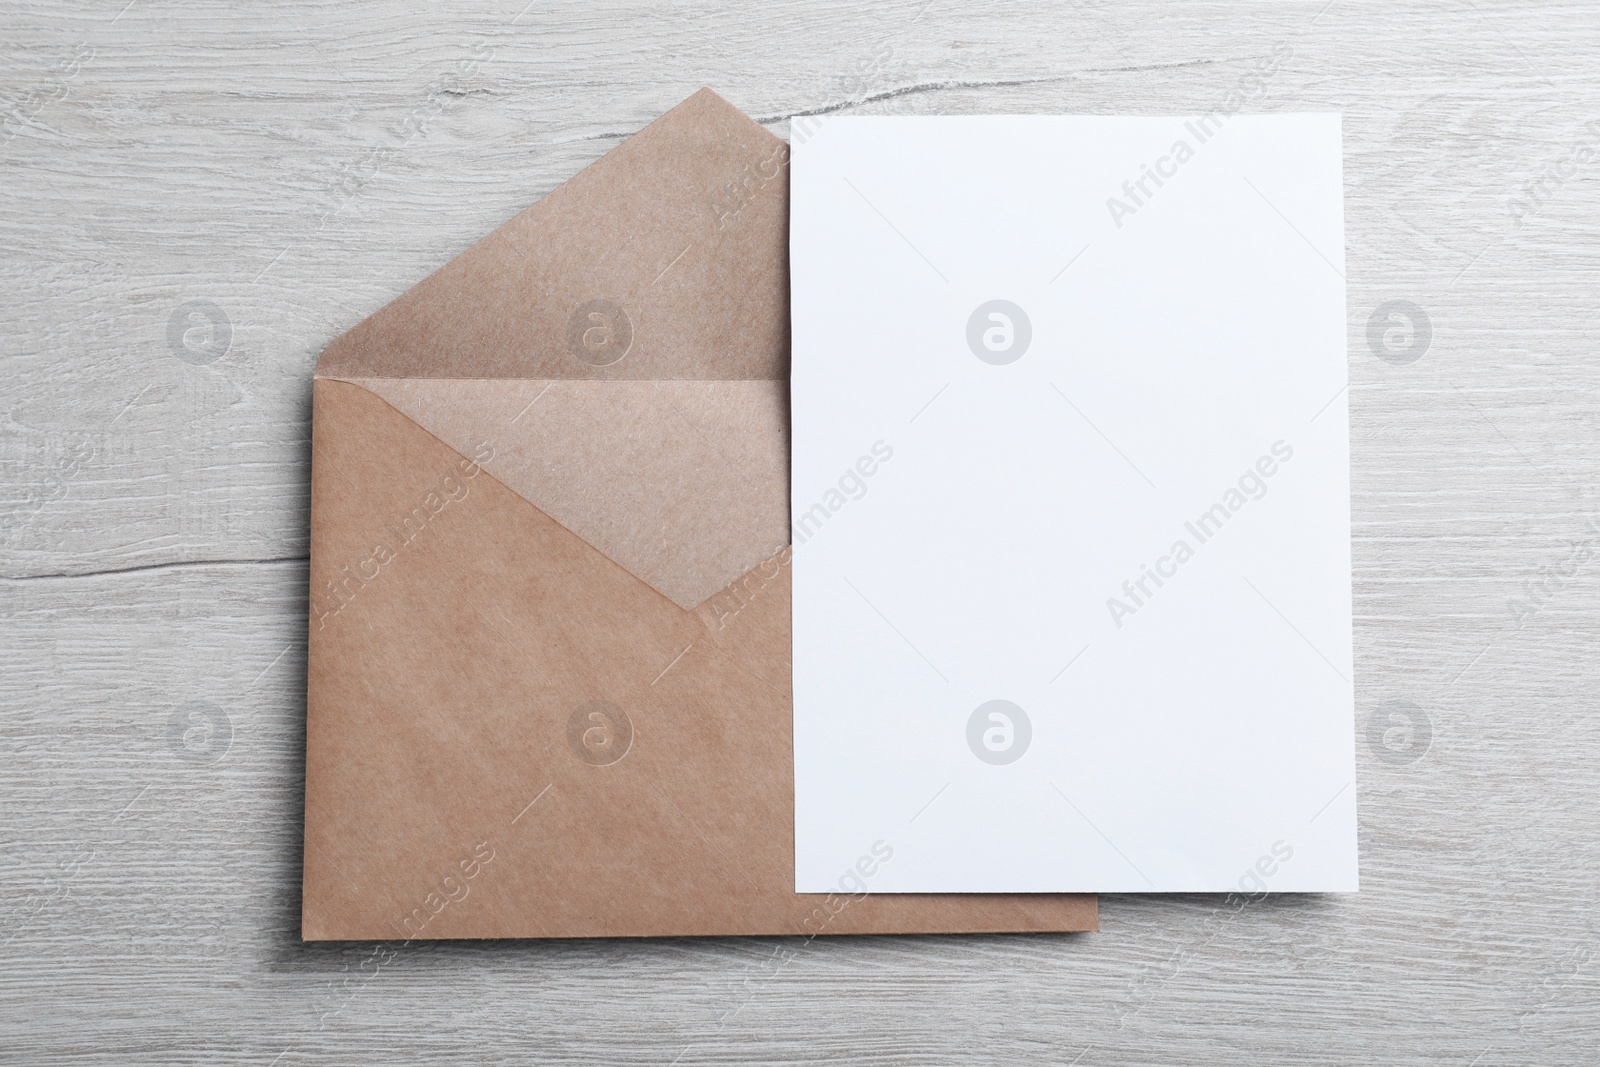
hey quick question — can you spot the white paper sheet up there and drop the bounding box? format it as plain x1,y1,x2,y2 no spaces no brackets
790,114,1356,893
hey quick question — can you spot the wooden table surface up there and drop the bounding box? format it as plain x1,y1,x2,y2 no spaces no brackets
3,1,1597,1063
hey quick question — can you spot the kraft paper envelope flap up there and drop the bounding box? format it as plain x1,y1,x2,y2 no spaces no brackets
302,88,1097,938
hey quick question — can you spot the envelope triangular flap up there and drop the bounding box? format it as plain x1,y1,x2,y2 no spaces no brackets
315,88,793,610
315,87,788,382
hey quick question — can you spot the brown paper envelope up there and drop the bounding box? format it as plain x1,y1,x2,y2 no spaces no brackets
303,88,1096,938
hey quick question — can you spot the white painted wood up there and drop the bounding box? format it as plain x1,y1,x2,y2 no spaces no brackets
3,0,1597,1062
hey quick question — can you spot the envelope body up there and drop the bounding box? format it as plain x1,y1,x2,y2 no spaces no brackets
301,88,1096,938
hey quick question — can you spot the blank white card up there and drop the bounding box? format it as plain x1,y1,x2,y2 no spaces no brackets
790,115,1356,893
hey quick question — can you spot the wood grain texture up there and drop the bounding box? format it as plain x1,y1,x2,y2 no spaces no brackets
2,0,1597,1063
